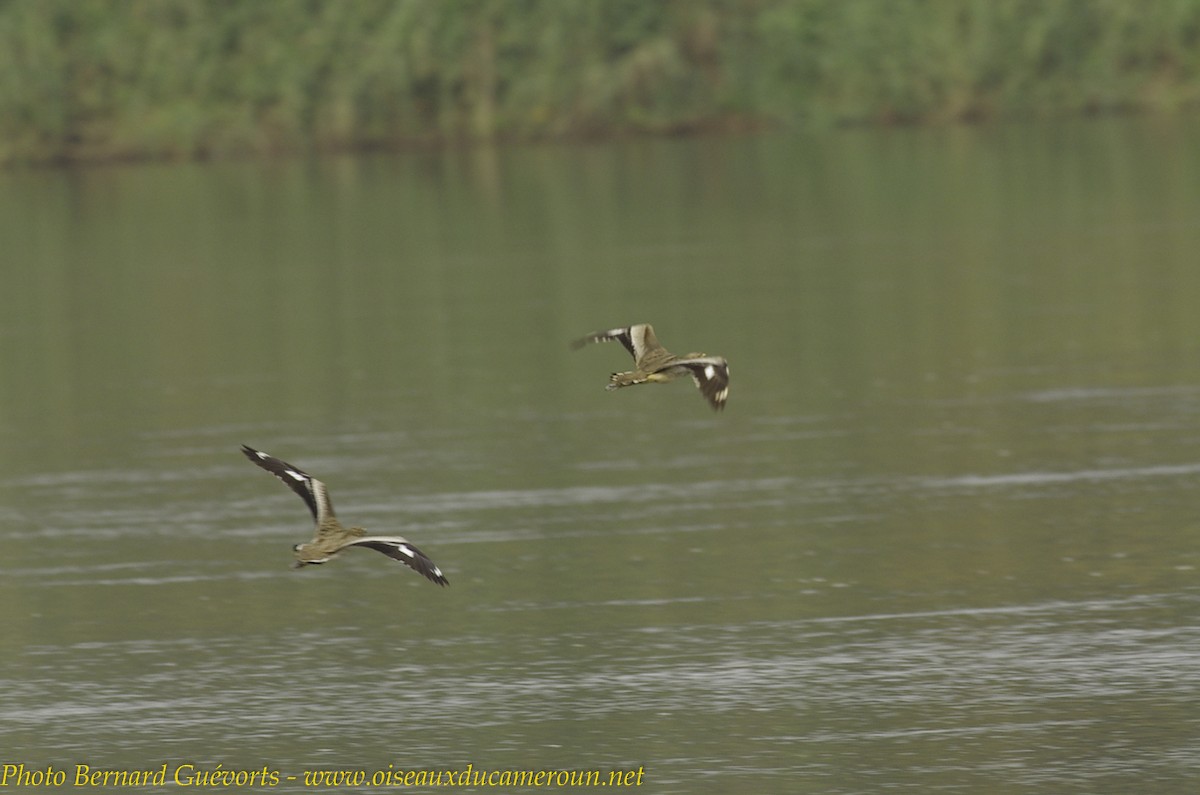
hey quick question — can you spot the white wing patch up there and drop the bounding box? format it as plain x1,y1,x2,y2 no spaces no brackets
630,325,649,361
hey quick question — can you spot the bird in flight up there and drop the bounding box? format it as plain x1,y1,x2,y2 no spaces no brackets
241,445,449,586
570,323,730,411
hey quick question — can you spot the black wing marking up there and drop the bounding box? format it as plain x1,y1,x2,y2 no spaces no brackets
241,445,331,523
678,357,730,411
348,537,450,586
570,326,638,361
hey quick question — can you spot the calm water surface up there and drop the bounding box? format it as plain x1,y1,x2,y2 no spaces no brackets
2,118,1200,793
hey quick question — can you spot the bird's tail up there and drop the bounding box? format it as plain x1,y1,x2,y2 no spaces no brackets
607,371,645,391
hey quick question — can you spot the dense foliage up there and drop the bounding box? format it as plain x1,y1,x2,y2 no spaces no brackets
2,0,1200,163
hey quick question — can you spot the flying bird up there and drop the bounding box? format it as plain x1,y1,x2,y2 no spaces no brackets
241,445,448,586
570,323,730,410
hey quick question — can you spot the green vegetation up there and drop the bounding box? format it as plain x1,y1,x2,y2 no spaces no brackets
3,0,1200,164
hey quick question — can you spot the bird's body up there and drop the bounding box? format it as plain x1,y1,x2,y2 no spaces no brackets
571,323,730,410
241,445,448,586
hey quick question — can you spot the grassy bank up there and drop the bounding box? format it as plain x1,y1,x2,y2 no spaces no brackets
2,0,1200,165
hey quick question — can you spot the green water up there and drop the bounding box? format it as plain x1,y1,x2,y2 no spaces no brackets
1,118,1199,793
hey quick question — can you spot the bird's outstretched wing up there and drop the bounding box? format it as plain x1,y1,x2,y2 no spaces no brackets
345,536,450,586
570,324,671,367
241,445,335,525
675,357,731,411
572,325,635,360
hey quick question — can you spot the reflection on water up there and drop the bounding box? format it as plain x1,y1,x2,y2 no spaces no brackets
2,117,1200,792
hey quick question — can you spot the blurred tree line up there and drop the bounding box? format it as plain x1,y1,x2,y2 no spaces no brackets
2,0,1199,164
